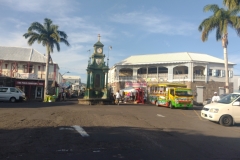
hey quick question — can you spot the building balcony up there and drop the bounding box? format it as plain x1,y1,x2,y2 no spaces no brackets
173,74,188,79
0,71,55,80
113,73,207,83
193,74,205,80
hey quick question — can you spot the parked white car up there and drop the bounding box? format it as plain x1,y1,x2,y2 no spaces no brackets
0,87,26,103
201,93,240,126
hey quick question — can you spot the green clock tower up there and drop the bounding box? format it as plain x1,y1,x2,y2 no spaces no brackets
79,34,113,105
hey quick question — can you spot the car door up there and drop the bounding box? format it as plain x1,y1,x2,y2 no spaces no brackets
232,97,240,123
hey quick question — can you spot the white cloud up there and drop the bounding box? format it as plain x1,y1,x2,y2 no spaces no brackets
110,11,196,35
1,0,80,15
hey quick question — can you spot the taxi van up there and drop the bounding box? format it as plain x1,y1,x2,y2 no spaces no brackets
201,93,240,126
0,87,26,103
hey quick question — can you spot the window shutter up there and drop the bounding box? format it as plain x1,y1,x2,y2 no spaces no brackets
221,70,225,77
229,71,233,77
212,70,217,77
204,69,207,75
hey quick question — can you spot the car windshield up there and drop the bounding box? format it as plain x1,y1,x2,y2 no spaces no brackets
175,90,192,96
217,93,240,104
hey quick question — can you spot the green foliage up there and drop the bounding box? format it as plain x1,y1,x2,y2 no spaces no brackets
198,4,240,42
223,0,240,10
23,18,70,52
23,18,70,100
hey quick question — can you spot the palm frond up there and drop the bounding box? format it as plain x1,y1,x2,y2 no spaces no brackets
60,38,70,46
203,4,219,13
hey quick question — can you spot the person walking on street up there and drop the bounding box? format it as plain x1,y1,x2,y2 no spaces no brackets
211,92,220,103
115,90,121,105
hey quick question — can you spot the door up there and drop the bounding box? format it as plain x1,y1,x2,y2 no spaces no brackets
196,86,204,104
233,97,240,122
219,87,225,96
36,87,43,99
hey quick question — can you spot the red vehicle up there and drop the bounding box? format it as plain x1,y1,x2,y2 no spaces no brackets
134,88,145,104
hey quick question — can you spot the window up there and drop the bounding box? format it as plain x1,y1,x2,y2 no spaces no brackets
195,69,203,75
216,70,220,77
0,88,8,92
23,65,34,73
212,69,220,77
10,88,16,92
208,69,212,76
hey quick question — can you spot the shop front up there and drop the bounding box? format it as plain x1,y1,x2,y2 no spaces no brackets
15,80,44,100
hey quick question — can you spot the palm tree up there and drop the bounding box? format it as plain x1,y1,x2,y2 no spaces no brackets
198,4,240,93
223,0,240,9
23,18,70,101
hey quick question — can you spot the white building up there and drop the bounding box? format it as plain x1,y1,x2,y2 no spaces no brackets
0,46,61,100
108,52,235,104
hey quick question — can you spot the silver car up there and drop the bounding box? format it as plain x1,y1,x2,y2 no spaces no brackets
0,87,26,102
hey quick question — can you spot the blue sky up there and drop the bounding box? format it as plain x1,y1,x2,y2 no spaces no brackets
1,0,240,83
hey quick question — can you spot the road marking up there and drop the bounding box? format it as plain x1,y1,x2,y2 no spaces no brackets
72,125,89,137
157,114,165,117
193,109,203,121
59,127,74,131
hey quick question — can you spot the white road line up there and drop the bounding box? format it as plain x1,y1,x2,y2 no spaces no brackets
157,114,165,117
72,125,89,137
59,127,74,131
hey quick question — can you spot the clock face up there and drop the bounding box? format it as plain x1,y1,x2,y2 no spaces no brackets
97,48,102,53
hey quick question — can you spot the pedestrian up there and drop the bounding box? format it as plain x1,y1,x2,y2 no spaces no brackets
115,90,121,105
62,92,66,101
211,92,220,103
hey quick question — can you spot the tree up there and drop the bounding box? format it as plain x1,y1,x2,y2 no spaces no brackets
198,4,240,93
23,18,70,100
223,0,240,9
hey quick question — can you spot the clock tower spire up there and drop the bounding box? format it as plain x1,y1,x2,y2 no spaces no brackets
98,34,101,41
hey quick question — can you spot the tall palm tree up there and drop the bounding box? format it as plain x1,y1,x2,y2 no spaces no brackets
23,18,70,101
223,0,240,9
198,4,240,93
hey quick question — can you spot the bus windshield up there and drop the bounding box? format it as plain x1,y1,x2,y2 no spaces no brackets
175,90,192,96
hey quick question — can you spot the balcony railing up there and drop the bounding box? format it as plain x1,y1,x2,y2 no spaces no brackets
173,74,188,79
113,73,207,82
193,74,205,80
0,71,55,80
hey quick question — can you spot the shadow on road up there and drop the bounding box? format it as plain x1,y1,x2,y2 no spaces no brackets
0,125,240,160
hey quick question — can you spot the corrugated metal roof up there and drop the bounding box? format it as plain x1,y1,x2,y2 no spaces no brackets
0,46,46,63
116,52,235,65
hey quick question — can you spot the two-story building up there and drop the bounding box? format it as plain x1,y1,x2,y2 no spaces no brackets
108,52,235,104
0,46,61,100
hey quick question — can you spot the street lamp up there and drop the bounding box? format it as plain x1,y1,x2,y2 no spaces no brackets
107,46,112,67
62,71,70,76
87,49,91,65
106,46,112,89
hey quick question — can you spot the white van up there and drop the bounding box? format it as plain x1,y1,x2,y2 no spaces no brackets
201,93,240,126
0,87,26,103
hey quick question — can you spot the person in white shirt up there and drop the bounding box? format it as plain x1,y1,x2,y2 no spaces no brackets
212,92,220,103
115,90,121,105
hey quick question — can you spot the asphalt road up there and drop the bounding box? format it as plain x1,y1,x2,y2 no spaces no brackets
0,100,240,160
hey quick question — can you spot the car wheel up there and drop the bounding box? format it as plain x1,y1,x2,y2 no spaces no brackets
169,102,174,109
219,115,233,126
10,97,16,103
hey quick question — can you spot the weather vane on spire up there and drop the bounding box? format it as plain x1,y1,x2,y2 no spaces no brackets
98,34,101,41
